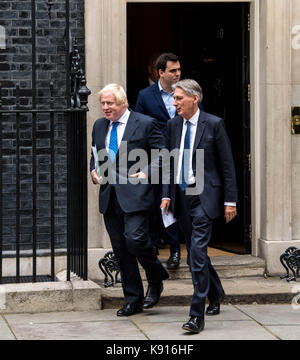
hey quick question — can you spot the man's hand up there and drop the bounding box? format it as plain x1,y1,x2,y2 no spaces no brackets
224,206,237,223
160,199,171,215
91,169,103,185
129,172,147,179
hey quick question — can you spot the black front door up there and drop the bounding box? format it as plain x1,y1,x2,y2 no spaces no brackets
127,2,251,254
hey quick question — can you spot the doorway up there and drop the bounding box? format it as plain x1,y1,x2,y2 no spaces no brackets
127,2,251,254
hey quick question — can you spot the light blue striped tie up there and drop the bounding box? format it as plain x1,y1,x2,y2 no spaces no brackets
108,121,119,163
179,121,191,191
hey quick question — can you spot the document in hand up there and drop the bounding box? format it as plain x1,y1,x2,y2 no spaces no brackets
92,145,100,176
161,207,177,228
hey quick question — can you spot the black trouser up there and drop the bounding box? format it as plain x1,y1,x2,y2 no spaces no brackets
103,188,169,304
175,186,224,318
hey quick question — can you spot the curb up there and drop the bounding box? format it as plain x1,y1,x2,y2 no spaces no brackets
101,292,296,310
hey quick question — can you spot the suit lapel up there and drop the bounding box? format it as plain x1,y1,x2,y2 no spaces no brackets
152,83,170,119
174,116,183,149
98,118,110,151
193,111,206,154
121,111,139,144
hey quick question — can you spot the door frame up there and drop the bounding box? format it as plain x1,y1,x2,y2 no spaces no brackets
85,0,261,256
126,0,260,256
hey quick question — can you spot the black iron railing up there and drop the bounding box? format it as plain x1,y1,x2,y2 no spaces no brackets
66,107,88,281
280,247,300,282
0,40,90,284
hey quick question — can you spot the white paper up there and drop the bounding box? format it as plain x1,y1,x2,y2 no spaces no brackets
161,207,177,228
92,145,100,176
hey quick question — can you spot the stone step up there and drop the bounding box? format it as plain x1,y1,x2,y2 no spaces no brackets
0,275,102,314
100,276,298,309
139,255,266,280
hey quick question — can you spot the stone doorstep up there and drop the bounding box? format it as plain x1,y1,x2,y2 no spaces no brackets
100,276,298,309
0,274,296,314
141,255,266,280
0,275,102,314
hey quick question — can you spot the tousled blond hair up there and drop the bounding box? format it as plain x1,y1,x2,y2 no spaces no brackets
98,84,129,107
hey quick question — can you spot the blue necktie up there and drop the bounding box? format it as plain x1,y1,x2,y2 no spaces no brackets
108,121,119,163
179,121,191,191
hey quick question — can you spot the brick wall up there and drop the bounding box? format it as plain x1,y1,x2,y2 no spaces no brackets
0,0,85,253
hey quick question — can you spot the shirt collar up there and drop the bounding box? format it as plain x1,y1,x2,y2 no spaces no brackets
158,80,174,95
110,108,130,126
184,109,200,125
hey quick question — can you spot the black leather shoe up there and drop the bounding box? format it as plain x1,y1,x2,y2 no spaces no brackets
182,317,205,333
117,303,143,317
206,292,225,316
206,302,220,316
143,282,163,309
167,252,180,269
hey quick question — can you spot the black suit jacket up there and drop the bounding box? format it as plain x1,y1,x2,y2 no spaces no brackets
162,111,238,219
90,111,165,214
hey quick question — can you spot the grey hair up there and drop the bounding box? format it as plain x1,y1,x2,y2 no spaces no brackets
172,79,203,104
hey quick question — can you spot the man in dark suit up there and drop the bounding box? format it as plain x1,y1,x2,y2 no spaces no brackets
90,84,169,317
135,53,182,269
136,53,181,136
161,79,238,333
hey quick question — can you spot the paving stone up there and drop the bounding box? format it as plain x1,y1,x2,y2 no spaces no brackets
4,310,128,325
0,316,15,340
131,305,250,324
235,304,300,325
135,320,277,340
265,325,300,340
9,320,146,340
2,305,300,340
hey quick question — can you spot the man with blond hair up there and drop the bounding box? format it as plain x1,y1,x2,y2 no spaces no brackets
90,84,169,317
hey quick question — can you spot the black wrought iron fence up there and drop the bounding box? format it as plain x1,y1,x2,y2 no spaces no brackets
0,41,90,284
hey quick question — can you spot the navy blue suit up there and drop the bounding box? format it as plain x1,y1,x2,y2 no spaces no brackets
162,111,238,318
136,82,204,137
136,82,171,137
136,82,183,254
90,111,169,304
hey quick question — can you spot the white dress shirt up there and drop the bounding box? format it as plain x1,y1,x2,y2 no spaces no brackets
175,109,236,207
105,109,130,152
176,109,199,185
